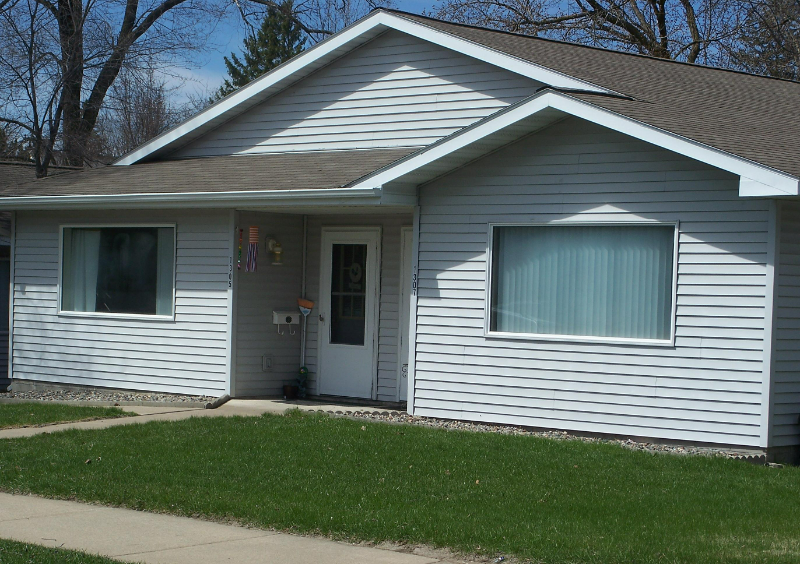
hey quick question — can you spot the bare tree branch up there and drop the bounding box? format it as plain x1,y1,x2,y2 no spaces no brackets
0,116,36,134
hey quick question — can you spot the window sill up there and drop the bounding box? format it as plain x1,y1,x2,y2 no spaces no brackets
484,330,675,348
57,310,176,322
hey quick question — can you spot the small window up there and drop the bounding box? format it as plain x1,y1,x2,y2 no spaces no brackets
489,224,675,341
61,226,175,316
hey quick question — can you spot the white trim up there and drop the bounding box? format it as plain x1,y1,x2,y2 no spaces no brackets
317,226,382,400
57,223,177,321
114,11,608,166
484,220,679,347
0,187,383,211
396,226,413,402
406,206,420,414
760,199,780,448
350,91,800,197
7,211,14,384
226,211,238,397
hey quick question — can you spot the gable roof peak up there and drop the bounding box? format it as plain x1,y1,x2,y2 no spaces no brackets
114,9,609,166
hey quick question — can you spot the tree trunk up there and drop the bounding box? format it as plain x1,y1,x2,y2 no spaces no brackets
58,0,85,167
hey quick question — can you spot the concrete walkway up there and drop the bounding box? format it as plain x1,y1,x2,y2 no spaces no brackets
0,399,395,439
0,493,450,563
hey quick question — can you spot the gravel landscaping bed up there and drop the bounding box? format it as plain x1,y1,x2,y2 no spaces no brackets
337,409,765,462
1,389,216,405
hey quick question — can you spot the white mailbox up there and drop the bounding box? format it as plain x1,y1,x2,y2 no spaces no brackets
273,310,300,325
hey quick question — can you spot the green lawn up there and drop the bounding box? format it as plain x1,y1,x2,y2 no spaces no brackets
0,402,133,429
0,411,798,564
0,539,125,563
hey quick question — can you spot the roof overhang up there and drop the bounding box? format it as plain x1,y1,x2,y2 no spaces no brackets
349,90,800,198
114,10,609,166
0,186,416,211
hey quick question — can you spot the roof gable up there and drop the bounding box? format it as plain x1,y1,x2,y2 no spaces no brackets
349,90,799,197
115,9,800,186
171,29,542,158
393,12,800,181
115,10,607,165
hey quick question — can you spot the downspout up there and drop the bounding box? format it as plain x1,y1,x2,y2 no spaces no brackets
7,211,14,387
300,214,308,366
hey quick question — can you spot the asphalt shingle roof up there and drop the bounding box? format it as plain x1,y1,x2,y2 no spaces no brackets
0,149,416,198
390,10,800,179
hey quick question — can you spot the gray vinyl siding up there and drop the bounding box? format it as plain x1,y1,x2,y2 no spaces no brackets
233,212,303,397
0,258,8,390
11,210,231,396
415,117,770,447
304,214,412,402
0,333,7,390
772,201,800,447
172,30,540,158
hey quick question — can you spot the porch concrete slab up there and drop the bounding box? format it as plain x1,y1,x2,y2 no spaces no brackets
0,494,441,564
218,398,397,417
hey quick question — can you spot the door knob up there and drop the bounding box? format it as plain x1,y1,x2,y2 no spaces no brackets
319,314,325,323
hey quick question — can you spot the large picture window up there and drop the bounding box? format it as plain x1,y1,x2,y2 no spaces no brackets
61,226,175,317
489,224,676,342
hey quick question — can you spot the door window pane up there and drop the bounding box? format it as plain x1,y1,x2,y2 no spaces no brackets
62,227,175,316
330,243,367,345
490,224,674,340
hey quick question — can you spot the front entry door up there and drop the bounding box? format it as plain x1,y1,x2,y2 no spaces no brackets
318,228,381,399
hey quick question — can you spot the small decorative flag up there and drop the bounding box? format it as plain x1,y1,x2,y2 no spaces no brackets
237,228,243,270
245,226,259,272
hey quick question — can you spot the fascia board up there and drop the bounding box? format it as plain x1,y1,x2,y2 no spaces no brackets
351,91,800,197
115,11,610,166
0,187,382,210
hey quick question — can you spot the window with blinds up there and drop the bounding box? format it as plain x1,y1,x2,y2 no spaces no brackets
489,224,676,342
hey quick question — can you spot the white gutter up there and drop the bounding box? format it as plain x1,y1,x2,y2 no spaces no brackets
0,187,383,210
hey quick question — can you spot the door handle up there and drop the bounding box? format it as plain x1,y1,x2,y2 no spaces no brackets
319,314,325,323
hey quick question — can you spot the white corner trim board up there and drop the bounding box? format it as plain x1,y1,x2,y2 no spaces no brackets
114,11,609,166
349,90,800,198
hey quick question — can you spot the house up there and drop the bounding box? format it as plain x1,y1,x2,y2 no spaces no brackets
0,160,78,390
1,10,799,461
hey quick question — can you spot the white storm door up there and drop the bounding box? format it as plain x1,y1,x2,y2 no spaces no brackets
398,227,413,402
318,228,381,399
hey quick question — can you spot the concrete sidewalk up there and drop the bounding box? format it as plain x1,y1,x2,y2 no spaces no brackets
0,399,396,439
0,494,451,563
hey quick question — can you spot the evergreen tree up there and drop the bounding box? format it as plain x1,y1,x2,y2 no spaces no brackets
214,1,306,101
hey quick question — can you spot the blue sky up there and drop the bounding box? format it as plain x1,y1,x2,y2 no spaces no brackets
185,0,434,96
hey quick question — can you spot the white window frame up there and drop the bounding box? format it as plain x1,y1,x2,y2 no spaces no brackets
58,223,177,321
484,220,679,347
